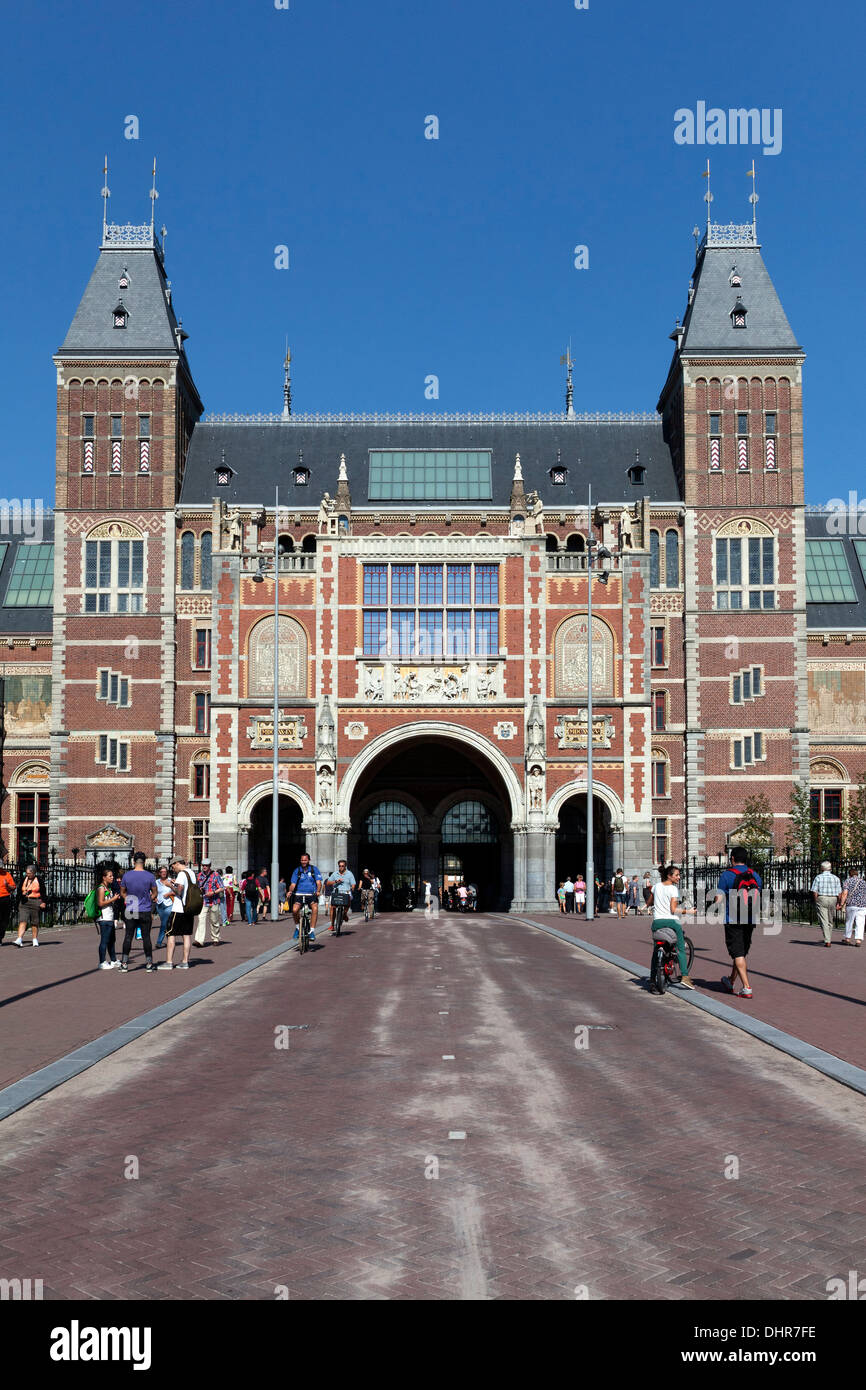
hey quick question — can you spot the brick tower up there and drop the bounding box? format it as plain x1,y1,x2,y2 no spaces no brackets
657,214,806,858
51,213,202,859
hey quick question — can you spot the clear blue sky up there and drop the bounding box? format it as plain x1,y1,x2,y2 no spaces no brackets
1,0,863,505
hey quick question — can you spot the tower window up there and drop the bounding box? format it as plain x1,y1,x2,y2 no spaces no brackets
294,468,310,486
83,415,95,438
709,413,720,435
731,296,747,329
765,413,776,435
550,467,567,485
737,413,748,435
729,267,742,287
112,301,128,329
216,468,232,486
627,464,646,485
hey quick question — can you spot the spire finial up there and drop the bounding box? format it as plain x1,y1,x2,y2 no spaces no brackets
560,344,575,418
282,340,292,418
513,453,523,482
747,158,759,233
149,157,159,235
702,158,713,231
101,155,110,241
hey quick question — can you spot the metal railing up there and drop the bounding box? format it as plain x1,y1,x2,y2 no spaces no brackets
687,855,865,925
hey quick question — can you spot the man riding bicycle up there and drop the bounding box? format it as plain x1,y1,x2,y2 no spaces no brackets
288,853,323,942
325,860,356,932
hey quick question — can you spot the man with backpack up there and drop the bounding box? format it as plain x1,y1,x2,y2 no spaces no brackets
612,868,628,919
714,848,763,999
287,854,323,942
157,857,199,970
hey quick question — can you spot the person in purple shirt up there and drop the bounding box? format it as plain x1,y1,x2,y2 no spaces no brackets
120,852,158,973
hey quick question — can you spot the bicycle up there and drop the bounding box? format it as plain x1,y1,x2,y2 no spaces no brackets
649,926,694,995
295,894,315,955
331,889,351,937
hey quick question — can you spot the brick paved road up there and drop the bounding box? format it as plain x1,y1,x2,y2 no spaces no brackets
0,915,291,1088
529,911,866,1067
1,912,866,1300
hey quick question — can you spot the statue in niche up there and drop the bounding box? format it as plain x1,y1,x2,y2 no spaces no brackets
318,768,333,811
619,508,634,550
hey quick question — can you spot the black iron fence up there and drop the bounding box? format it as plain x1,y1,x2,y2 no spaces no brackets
2,854,159,927
686,855,866,925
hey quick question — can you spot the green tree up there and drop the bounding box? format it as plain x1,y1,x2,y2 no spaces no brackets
844,781,866,864
788,782,814,860
734,792,775,865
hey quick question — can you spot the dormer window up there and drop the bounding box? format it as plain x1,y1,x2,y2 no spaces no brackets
215,466,234,487
731,295,747,329
118,270,130,290
550,467,567,485
729,266,741,288
628,465,646,486
112,300,128,329
294,468,310,486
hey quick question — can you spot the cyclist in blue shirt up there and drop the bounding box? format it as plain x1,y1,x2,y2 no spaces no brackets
288,853,323,941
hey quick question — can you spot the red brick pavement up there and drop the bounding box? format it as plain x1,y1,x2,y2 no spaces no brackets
1,912,865,1300
0,913,292,1088
530,910,866,1068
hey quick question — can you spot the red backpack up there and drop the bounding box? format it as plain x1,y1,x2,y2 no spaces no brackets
733,866,761,924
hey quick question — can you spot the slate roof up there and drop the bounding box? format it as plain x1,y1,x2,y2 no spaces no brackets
805,511,866,631
180,419,681,509
679,244,802,357
59,245,184,358
0,516,54,635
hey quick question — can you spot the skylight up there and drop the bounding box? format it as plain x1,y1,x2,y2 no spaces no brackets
805,540,856,603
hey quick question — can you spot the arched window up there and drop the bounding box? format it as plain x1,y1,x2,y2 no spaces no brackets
652,748,669,798
191,751,210,800
545,534,560,552
565,533,586,553
248,615,307,697
441,801,497,844
180,532,195,591
665,530,680,588
715,518,775,610
363,802,419,844
650,530,660,587
301,534,317,553
555,615,615,697
200,531,212,589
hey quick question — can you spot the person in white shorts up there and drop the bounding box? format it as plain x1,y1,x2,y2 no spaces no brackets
840,872,866,946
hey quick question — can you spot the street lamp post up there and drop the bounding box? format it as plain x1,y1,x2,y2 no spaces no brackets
271,485,280,921
584,486,611,924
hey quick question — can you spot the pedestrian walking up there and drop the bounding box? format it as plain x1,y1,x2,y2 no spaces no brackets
257,868,271,917
223,866,236,922
714,848,763,997
556,882,566,913
95,865,121,970
627,874,641,913
158,857,196,970
612,868,627,919
0,859,17,943
563,875,575,914
839,870,866,947
360,868,376,920
14,863,45,947
574,874,587,913
242,869,260,924
810,862,843,947
597,875,610,913
194,859,224,946
120,852,158,972
650,864,696,991
641,872,653,915
154,866,173,947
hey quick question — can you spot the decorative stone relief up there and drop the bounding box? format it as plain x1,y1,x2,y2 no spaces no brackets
344,721,369,741
245,717,308,749
248,615,306,697
554,713,614,749
494,721,517,741
358,662,504,702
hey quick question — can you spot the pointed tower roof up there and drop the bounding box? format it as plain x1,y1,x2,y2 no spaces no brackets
58,223,188,359
678,224,801,357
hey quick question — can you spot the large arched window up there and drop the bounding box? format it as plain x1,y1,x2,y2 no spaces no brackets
180,532,195,590
665,530,680,588
555,615,615,697
363,802,419,844
200,531,212,589
715,518,775,610
248,615,307,697
441,801,497,843
650,530,660,587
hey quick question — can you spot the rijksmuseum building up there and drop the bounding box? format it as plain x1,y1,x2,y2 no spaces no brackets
0,204,864,910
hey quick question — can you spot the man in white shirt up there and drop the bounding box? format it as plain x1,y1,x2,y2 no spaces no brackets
157,857,195,970
651,864,695,991
563,876,575,914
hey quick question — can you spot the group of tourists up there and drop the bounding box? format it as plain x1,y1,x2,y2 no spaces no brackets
557,870,652,916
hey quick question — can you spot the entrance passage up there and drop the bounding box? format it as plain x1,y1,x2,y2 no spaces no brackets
556,794,612,890
350,736,513,911
249,794,305,877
